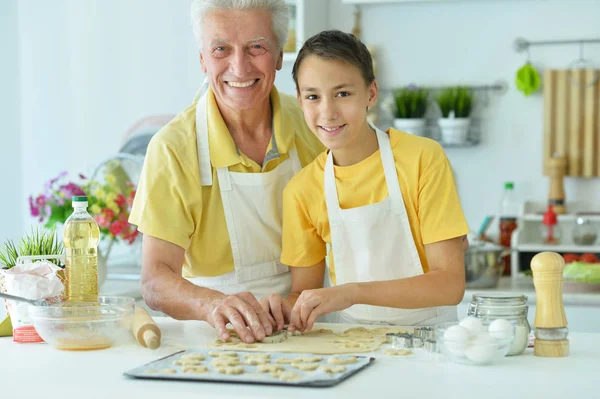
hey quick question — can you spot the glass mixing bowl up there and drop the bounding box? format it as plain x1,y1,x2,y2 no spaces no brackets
28,296,135,351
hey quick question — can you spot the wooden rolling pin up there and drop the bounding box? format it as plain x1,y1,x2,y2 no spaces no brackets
131,306,161,349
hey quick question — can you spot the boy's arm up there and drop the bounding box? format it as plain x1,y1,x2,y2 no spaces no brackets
289,236,465,332
352,235,466,308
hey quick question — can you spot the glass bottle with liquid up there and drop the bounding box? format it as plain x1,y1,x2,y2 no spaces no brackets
499,182,519,275
64,196,100,301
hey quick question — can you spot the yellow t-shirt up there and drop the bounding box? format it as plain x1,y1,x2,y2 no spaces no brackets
280,128,469,285
129,86,324,278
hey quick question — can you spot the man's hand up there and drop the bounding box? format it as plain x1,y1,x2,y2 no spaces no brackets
288,285,356,333
259,294,292,331
206,292,277,343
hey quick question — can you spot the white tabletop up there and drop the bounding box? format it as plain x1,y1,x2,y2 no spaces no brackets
2,318,597,398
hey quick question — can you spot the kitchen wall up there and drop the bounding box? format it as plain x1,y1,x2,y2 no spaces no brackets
0,0,22,244
2,0,600,245
328,0,600,238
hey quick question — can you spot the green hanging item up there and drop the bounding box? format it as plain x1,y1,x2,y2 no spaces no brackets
516,62,541,96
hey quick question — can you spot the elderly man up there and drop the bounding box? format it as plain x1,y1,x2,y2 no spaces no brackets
129,0,323,344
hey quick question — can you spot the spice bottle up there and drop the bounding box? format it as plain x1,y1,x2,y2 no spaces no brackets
541,204,560,245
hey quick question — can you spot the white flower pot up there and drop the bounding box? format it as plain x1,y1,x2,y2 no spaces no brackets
393,118,426,136
438,118,470,144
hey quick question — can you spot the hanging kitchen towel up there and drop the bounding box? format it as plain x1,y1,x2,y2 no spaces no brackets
543,69,600,177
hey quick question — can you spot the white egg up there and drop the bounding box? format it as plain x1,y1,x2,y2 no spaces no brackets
443,325,469,357
459,317,485,338
488,319,515,341
465,332,498,364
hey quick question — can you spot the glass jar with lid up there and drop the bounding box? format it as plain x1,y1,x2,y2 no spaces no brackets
467,292,530,356
572,216,598,246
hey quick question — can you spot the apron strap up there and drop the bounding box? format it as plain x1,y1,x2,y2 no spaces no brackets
196,79,213,187
288,148,302,174
323,151,342,226
374,126,404,216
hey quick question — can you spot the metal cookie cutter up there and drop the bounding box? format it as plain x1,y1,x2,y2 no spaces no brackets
386,333,395,344
424,339,438,353
393,333,414,349
414,326,434,341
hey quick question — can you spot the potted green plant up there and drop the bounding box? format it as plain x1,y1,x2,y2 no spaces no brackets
0,227,64,337
391,85,429,136
436,86,474,144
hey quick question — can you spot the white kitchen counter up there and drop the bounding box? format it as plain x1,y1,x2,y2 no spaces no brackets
462,276,600,307
458,277,600,333
2,318,597,398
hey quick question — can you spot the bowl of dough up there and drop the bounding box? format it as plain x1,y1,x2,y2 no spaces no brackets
28,296,135,351
435,317,514,366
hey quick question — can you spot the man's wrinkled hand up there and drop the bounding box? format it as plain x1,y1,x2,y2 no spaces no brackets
207,292,277,343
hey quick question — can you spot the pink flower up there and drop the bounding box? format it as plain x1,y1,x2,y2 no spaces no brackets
115,194,126,208
94,214,111,229
103,208,115,221
29,195,40,217
109,220,127,237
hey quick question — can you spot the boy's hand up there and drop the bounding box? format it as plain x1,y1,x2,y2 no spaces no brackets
288,285,357,332
259,294,292,332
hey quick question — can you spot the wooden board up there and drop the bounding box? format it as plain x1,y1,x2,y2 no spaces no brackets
543,69,600,177
206,326,410,355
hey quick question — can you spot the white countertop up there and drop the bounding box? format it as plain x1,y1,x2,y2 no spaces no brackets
462,277,600,307
2,318,597,398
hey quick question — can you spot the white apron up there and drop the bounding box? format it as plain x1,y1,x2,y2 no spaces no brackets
324,124,457,326
185,81,302,299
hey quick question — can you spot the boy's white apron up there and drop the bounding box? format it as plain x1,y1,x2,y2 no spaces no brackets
323,125,457,326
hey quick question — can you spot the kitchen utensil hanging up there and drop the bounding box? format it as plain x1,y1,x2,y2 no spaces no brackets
567,41,599,88
515,46,541,96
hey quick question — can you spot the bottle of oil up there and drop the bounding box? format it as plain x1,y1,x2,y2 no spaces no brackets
63,196,100,301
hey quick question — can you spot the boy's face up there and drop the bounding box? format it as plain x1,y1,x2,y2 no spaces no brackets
296,55,377,151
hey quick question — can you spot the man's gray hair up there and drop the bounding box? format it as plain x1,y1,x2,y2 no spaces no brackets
190,0,290,50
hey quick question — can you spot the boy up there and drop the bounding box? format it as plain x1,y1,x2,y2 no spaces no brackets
279,30,469,331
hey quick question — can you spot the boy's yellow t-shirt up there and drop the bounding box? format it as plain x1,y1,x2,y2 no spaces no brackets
128,87,324,278
280,128,470,285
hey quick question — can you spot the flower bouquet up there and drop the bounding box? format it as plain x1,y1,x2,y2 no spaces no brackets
28,165,140,285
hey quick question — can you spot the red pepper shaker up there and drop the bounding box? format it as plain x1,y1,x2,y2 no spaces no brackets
542,205,560,245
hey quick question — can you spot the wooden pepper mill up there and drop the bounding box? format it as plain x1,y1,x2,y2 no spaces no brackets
547,154,567,215
530,252,569,357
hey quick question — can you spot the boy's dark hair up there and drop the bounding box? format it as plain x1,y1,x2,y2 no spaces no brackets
292,30,375,89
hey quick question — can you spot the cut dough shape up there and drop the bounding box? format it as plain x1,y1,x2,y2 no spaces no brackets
293,356,323,363
215,365,244,375
328,356,357,365
145,369,160,374
183,365,209,374
320,365,346,374
160,368,177,374
181,353,206,361
276,358,296,364
243,358,270,365
257,364,284,373
384,349,413,356
278,371,301,382
211,358,241,367
237,344,258,349
208,351,239,358
259,330,288,344
243,353,270,359
291,363,319,371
